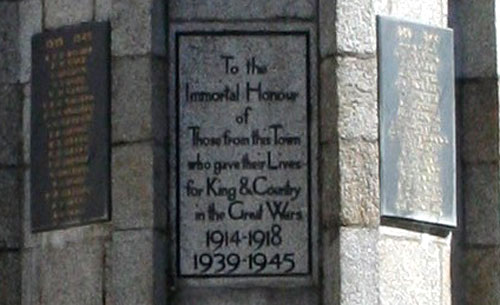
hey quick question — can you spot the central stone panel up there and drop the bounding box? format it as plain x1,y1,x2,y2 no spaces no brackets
176,31,312,277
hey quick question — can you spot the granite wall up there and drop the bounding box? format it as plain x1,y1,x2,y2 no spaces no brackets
0,0,484,305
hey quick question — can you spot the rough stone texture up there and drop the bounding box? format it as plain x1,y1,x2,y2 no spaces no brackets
320,57,337,143
460,80,499,163
463,247,500,305
339,139,379,226
19,0,42,83
0,2,19,83
319,0,336,57
0,169,21,249
0,251,21,305
112,142,166,230
111,0,166,56
320,142,339,225
95,0,112,21
463,163,500,245
38,239,106,305
453,0,496,78
0,84,22,166
336,0,375,54
22,84,30,165
44,0,93,29
378,228,444,305
336,56,377,142
111,56,166,143
110,230,166,305
21,248,41,305
175,288,318,305
441,244,451,305
390,0,447,27
339,228,379,305
169,0,315,21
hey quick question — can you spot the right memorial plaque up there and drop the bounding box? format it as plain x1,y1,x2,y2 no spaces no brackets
378,16,456,227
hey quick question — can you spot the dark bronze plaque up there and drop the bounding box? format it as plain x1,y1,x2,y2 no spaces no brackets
378,16,456,227
31,22,110,232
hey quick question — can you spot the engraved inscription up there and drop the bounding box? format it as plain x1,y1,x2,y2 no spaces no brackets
31,23,110,231
176,32,312,277
378,16,456,227
43,32,94,221
391,26,448,216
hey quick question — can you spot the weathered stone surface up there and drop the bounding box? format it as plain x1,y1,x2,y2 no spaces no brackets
95,0,112,21
336,0,375,54
0,84,22,165
319,57,337,143
22,84,30,165
320,142,339,224
336,56,377,142
463,247,500,305
169,0,315,21
19,0,42,83
0,251,21,305
463,163,500,245
0,2,20,83
112,56,166,143
110,230,166,305
340,227,378,305
44,0,92,29
111,0,165,56
339,139,379,226
454,0,496,78
319,0,336,57
378,228,443,305
21,248,41,305
0,169,21,249
460,80,499,163
441,243,451,305
39,239,106,305
175,287,318,305
390,0,447,27
112,142,166,230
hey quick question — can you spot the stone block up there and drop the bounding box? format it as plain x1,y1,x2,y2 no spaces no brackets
378,229,443,305
453,0,496,78
0,251,21,305
339,227,378,305
44,0,93,29
320,142,339,225
390,0,447,27
169,0,315,21
339,139,379,226
319,57,337,143
112,142,166,230
22,84,30,165
111,0,166,56
336,56,377,142
21,248,41,305
19,0,42,83
110,230,166,305
336,0,376,54
319,0,336,57
0,84,22,166
463,162,500,245
111,56,166,143
463,247,500,305
0,2,20,83
95,0,112,21
460,80,499,163
0,169,21,249
175,287,317,305
39,238,106,305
